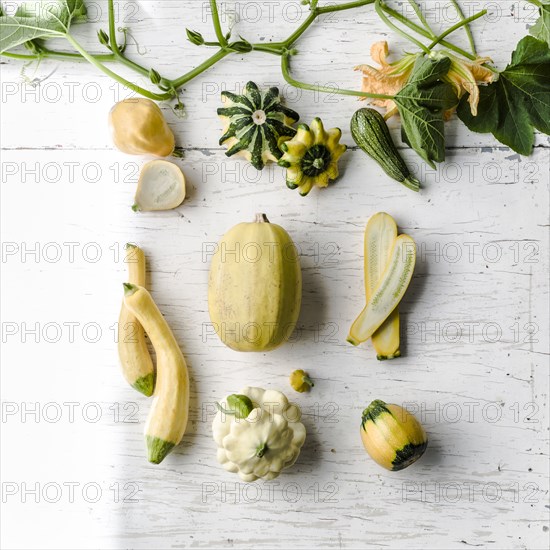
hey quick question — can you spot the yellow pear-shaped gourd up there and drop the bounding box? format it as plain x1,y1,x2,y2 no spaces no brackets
109,98,175,156
208,214,302,352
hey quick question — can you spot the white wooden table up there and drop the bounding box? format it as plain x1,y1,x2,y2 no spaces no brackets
1,1,549,549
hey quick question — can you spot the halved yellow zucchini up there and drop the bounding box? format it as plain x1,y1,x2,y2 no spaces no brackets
348,234,416,345
365,213,401,360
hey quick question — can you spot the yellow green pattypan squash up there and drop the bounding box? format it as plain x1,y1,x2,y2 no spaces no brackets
278,117,347,196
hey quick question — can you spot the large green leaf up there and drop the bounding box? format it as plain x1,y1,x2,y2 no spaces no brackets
457,36,550,155
0,0,87,52
530,1,550,48
394,56,458,168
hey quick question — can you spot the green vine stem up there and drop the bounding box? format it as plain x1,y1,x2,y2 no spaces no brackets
407,0,436,38
2,0,496,101
209,0,228,47
375,0,430,53
1,49,116,62
316,0,374,14
449,0,477,55
281,51,394,100
171,49,230,88
107,3,146,77
64,34,172,100
427,9,487,50
379,2,477,60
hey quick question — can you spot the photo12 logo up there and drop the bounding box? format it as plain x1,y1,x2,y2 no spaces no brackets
1,481,141,504
201,481,339,504
1,401,140,424
402,481,541,504
400,400,540,425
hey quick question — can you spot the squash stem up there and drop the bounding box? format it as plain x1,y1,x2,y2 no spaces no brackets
256,443,268,458
255,213,270,223
123,283,139,296
402,177,421,192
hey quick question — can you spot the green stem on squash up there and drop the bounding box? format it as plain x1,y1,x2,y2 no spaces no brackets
256,443,268,458
122,283,138,297
281,52,394,99
427,10,487,50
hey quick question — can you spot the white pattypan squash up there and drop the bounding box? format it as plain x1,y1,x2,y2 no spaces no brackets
212,386,306,482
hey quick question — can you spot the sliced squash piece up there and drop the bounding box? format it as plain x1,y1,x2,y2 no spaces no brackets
133,160,186,212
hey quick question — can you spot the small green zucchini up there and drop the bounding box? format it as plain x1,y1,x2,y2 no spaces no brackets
351,108,420,192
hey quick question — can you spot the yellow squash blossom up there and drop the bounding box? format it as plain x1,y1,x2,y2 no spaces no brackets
355,41,417,117
436,51,495,116
355,41,496,117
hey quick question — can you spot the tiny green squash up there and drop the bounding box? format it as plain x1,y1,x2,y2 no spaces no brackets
217,81,299,170
278,118,347,196
360,399,428,471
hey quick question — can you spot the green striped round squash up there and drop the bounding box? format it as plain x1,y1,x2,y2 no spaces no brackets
278,118,347,196
360,399,428,471
217,81,299,170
